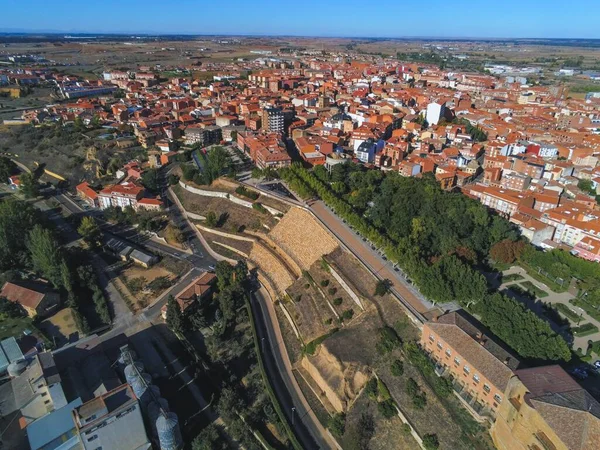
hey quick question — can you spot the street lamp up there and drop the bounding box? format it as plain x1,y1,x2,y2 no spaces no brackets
291,407,296,426
261,337,265,354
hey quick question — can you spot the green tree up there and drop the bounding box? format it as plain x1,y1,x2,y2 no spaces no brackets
78,216,102,247
27,225,63,288
0,296,25,319
0,200,39,270
205,211,218,227
141,168,159,192
346,412,375,450
578,179,595,195
191,424,229,450
20,172,39,198
165,295,185,334
374,279,390,296
0,156,17,182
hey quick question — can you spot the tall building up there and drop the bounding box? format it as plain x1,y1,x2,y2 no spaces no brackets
72,383,151,450
262,108,285,134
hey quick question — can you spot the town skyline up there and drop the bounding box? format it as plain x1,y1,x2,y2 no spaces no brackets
1,0,600,39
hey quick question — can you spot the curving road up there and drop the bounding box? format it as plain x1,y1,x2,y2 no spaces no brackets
251,287,336,450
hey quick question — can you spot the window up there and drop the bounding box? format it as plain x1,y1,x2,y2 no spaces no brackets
494,394,502,404
445,349,451,357
44,400,51,405
464,365,470,374
473,374,480,383
437,342,443,350
429,335,435,343
88,435,98,442
483,384,491,393
454,357,460,365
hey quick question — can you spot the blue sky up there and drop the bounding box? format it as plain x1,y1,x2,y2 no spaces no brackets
1,0,598,38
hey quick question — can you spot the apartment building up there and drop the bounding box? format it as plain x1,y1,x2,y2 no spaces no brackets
98,183,145,210
262,108,285,134
184,125,223,146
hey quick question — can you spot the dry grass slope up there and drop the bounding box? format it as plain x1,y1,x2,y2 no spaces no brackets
269,207,338,270
249,243,295,295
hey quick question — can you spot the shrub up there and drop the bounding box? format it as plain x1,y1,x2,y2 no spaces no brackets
328,287,337,296
423,434,440,450
406,378,419,396
304,283,310,289
413,393,427,409
378,399,397,419
390,359,404,376
333,297,343,306
341,309,354,321
327,413,346,437
235,186,259,200
295,294,302,303
252,202,267,214
376,326,401,354
320,279,330,287
401,423,412,435
377,378,391,401
365,377,378,399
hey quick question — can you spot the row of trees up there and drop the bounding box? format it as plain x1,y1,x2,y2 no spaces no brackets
282,164,571,362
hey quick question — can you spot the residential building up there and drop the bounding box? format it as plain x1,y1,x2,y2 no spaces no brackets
98,183,145,210
76,182,99,207
184,125,223,146
262,108,285,134
426,101,446,125
72,384,151,450
161,271,217,319
0,280,60,318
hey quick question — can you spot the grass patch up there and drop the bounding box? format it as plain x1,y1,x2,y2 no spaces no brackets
520,281,548,298
572,323,599,337
571,299,600,322
554,303,581,322
0,316,34,341
519,262,568,293
502,273,524,283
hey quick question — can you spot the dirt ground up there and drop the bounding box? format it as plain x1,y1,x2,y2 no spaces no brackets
121,263,176,308
341,388,421,450
285,276,338,343
39,307,79,347
308,261,359,318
